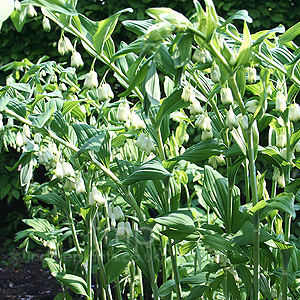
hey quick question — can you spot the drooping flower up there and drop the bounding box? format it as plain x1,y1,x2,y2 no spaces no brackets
190,98,204,115
202,129,213,141
42,16,51,32
226,107,238,130
16,131,23,148
55,162,64,179
23,124,30,138
198,116,212,131
141,137,155,156
248,67,256,83
220,87,234,105
241,115,249,130
89,186,106,206
14,0,21,11
136,133,146,148
62,162,75,177
75,177,86,194
211,64,221,83
276,133,287,148
181,84,194,103
84,70,98,89
288,103,300,122
26,4,37,17
245,100,259,113
71,51,84,68
113,206,124,221
117,102,131,122
58,36,73,56
7,118,14,128
275,91,286,112
98,83,114,101
131,111,146,129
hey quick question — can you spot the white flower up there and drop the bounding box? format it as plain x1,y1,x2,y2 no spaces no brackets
202,129,213,141
113,206,124,220
64,36,73,52
108,203,113,218
277,173,285,188
131,112,146,129
117,222,126,238
124,221,132,236
141,137,155,156
226,107,238,130
190,98,204,115
14,0,21,11
62,162,75,177
23,124,30,138
276,134,286,148
241,115,249,130
288,103,300,122
75,177,86,194
16,131,23,147
266,85,272,96
275,91,286,112
216,155,226,165
198,116,212,131
192,49,206,64
26,4,37,17
246,100,259,113
295,141,300,152
136,133,146,148
89,186,106,206
90,116,96,126
34,133,42,144
7,118,14,128
208,156,218,169
58,36,73,56
248,67,256,83
211,65,221,83
220,87,234,105
98,83,114,101
110,213,116,227
55,162,64,179
181,84,194,103
42,16,51,32
229,51,236,65
84,70,98,89
117,102,131,122
0,119,3,131
71,51,84,68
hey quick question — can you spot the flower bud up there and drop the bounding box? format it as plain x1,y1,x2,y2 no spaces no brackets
71,51,84,68
277,173,285,188
42,16,51,32
226,107,238,130
211,65,221,83
202,129,213,141
58,38,67,56
220,87,234,105
90,116,96,126
131,112,146,129
136,133,146,148
240,115,249,130
7,118,14,128
276,133,286,148
84,70,98,89
26,4,37,17
216,155,226,165
288,103,300,122
275,91,286,112
248,67,256,83
16,131,23,147
75,177,86,194
266,85,272,96
190,98,204,115
245,100,259,113
117,102,131,122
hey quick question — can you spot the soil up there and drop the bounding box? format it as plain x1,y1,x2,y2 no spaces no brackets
0,246,68,300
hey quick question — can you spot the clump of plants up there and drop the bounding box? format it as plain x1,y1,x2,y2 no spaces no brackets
0,0,300,299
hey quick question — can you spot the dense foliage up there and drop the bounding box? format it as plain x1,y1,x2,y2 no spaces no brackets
1,0,300,300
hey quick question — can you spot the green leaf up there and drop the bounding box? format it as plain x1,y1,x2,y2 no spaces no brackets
53,292,73,300
144,61,160,106
187,285,209,300
154,211,195,230
204,0,218,41
158,279,175,297
222,10,252,26
31,0,77,15
93,8,133,55
51,272,90,299
122,158,171,185
122,19,154,36
32,108,53,128
0,0,14,30
173,34,193,68
279,22,300,45
0,95,10,111
250,192,295,218
227,272,241,300
44,257,60,273
34,193,69,216
75,131,106,157
236,265,252,297
72,123,102,147
235,21,252,67
252,25,285,46
202,233,236,251
179,241,197,255
105,252,131,284
169,140,226,163
10,9,27,32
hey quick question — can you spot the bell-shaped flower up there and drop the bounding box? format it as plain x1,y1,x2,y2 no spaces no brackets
211,64,221,83
7,118,14,128
117,102,131,122
226,107,238,130
288,103,300,122
136,133,146,148
71,51,84,68
55,162,64,179
89,186,106,206
110,213,116,227
208,156,218,169
34,133,42,144
23,124,30,138
295,140,300,152
241,115,249,130
42,16,51,32
124,221,132,237
75,177,86,194
14,0,21,11
113,206,124,221
117,222,126,238
245,100,259,113
26,4,37,17
16,131,23,148
192,49,206,64
84,70,98,89
202,129,213,141
107,203,113,218
141,137,155,156
198,116,212,131
248,67,256,83
220,87,234,105
190,98,204,115
98,83,114,101
275,91,286,112
62,162,75,177
131,111,146,129
181,84,194,103
276,133,286,148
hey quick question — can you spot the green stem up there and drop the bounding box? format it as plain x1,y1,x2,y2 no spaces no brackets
87,216,93,299
146,242,160,300
244,159,251,203
130,261,135,300
169,239,182,300
228,74,247,115
155,125,166,161
246,128,260,300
